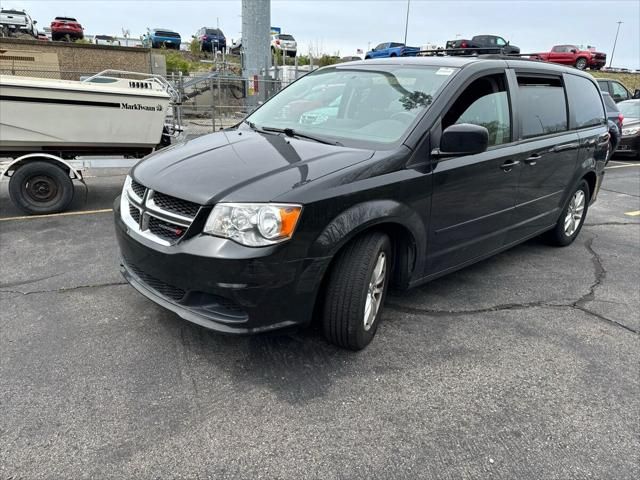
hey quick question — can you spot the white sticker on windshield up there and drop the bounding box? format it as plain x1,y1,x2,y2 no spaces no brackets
436,67,455,76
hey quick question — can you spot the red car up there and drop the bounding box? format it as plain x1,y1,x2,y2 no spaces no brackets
534,45,606,70
50,16,83,41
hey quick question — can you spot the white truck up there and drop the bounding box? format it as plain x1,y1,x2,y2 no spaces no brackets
0,8,38,38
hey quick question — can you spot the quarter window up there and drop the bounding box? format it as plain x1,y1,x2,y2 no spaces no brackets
517,76,568,138
442,74,511,147
564,74,606,129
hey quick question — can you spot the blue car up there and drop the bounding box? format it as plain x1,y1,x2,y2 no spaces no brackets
142,28,181,50
364,42,420,59
195,27,226,52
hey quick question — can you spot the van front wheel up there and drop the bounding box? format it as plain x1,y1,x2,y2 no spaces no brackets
322,232,391,350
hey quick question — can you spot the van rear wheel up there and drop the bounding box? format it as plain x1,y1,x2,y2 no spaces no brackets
322,232,391,350
8,161,74,214
545,180,590,246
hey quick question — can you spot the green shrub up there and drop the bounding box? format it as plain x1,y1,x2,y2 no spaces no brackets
189,38,201,56
164,51,191,74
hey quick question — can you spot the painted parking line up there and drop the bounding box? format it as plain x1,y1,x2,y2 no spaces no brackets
0,208,113,222
624,210,640,217
606,163,640,170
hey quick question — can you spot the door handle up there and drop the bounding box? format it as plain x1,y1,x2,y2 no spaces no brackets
525,154,541,166
500,160,520,172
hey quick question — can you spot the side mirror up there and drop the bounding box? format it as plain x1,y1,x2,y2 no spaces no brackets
435,124,489,157
570,49,578,53
33,20,37,25
633,89,640,99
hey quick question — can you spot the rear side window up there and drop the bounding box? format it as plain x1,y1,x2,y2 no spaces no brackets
564,74,606,129
517,76,568,139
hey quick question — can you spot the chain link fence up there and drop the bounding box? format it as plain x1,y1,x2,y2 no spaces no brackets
1,67,305,139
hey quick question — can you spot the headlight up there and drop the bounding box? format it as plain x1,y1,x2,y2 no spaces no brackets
203,203,302,247
622,126,639,136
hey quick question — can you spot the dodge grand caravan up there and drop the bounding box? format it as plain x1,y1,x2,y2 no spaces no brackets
115,57,609,350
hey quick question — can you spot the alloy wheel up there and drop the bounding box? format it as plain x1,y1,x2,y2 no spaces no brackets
364,252,386,331
564,190,585,237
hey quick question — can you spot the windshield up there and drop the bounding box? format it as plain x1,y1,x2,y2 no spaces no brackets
246,65,457,147
618,101,640,119
278,34,294,40
206,29,222,35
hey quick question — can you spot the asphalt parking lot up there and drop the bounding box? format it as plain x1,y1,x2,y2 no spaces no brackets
1,160,638,479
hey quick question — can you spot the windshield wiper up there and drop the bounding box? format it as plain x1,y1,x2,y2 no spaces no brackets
254,124,343,146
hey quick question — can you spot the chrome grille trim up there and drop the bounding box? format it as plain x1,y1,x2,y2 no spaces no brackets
145,190,195,226
120,176,199,246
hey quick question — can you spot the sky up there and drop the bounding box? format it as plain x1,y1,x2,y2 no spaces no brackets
9,0,640,69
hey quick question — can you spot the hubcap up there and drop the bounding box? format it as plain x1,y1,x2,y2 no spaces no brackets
25,175,58,202
364,252,386,331
564,190,585,237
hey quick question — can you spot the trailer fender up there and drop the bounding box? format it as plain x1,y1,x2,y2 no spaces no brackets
1,153,85,183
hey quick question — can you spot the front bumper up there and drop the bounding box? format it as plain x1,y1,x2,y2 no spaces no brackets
114,197,330,334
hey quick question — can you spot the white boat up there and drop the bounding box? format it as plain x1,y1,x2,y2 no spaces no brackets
0,70,178,157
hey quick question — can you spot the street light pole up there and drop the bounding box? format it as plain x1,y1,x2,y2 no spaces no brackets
403,0,410,45
609,21,623,68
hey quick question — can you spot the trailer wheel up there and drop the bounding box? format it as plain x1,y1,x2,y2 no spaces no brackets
8,161,74,214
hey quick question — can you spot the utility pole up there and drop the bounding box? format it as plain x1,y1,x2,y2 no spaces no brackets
403,0,410,45
609,21,622,68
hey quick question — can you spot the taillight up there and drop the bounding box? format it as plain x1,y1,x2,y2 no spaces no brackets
461,41,468,48
618,113,624,127
275,39,280,45
200,35,207,41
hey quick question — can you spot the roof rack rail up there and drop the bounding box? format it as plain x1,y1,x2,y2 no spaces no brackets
402,48,544,61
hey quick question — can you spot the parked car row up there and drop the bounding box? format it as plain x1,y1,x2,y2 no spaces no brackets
363,36,619,73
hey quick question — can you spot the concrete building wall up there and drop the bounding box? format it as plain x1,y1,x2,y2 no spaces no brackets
0,38,152,80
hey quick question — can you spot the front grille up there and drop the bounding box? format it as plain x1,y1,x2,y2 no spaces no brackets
129,204,141,224
152,191,200,219
148,215,187,242
124,178,201,246
126,261,186,302
131,180,146,199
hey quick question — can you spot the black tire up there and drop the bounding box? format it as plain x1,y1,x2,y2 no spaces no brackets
575,57,587,70
322,232,392,350
8,161,74,214
545,180,590,246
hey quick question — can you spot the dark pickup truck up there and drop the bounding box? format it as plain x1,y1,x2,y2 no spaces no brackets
445,35,520,55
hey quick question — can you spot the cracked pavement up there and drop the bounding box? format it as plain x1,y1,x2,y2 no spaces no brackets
1,163,639,479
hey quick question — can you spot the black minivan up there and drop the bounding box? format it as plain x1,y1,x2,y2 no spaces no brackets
115,57,609,350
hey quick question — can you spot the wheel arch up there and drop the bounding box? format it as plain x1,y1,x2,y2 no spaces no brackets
582,170,597,200
309,200,426,289
1,153,83,182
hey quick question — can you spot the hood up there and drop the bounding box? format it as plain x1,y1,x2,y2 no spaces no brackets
132,129,375,205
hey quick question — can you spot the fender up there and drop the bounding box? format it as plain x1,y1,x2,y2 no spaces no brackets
1,153,85,183
309,199,427,280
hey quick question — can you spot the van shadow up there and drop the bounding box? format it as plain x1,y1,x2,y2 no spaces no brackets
152,236,554,404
